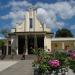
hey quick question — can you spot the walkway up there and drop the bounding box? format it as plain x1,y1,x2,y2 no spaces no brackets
0,61,18,72
0,60,75,75
0,60,34,75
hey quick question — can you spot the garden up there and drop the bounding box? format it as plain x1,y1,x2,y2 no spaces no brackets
32,48,75,75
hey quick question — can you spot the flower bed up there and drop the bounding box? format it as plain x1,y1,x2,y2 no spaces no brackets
32,49,75,75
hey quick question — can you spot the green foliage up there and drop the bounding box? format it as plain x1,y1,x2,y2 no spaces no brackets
69,59,75,73
33,49,75,74
0,40,5,47
33,48,46,57
55,28,73,37
0,27,10,37
53,51,69,67
39,62,49,74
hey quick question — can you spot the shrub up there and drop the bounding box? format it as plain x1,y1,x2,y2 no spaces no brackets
33,49,75,74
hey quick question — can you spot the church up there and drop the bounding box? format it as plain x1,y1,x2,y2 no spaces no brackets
5,8,75,55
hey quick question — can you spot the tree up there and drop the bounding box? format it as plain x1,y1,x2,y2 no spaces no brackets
0,27,10,37
0,40,5,51
0,40,5,47
55,28,73,37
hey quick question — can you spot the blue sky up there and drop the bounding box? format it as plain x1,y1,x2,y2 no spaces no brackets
0,0,75,36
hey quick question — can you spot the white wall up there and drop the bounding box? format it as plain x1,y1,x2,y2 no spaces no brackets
44,35,52,52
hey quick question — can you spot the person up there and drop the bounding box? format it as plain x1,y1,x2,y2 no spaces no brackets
21,46,26,60
11,49,15,59
22,51,25,60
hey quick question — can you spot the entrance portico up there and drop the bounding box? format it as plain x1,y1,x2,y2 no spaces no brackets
16,32,46,55
9,32,52,55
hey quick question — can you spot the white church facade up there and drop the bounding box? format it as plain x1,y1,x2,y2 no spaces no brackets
7,8,53,55
5,9,75,55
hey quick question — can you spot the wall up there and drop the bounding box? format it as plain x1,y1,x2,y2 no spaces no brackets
51,41,75,51
11,35,18,55
44,34,51,52
51,41,62,51
16,22,25,32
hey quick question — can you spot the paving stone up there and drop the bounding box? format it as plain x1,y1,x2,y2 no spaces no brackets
0,60,75,75
0,60,34,75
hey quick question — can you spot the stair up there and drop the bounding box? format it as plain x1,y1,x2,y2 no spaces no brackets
0,55,36,60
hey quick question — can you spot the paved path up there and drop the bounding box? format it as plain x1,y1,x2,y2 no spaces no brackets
0,60,75,75
0,60,34,75
0,61,18,72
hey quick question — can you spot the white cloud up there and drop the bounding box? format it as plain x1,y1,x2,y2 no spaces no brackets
56,21,64,29
70,25,75,29
1,10,26,26
0,37,5,39
50,2,75,19
0,0,32,9
35,1,75,20
37,8,49,24
36,8,64,29
10,1,32,11
0,1,32,26
35,1,75,29
1,11,25,19
0,1,75,29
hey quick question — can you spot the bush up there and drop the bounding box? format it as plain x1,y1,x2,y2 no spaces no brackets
32,49,75,74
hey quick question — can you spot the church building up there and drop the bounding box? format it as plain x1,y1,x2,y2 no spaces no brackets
5,8,75,55
7,8,53,55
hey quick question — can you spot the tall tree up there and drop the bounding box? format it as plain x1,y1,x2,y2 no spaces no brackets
0,27,10,38
0,40,5,47
55,28,73,37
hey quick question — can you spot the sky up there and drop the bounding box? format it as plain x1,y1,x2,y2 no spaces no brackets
0,0,75,36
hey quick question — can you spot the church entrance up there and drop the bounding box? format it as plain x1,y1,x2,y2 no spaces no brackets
27,35,44,54
18,35,44,55
18,35,25,54
28,36,34,54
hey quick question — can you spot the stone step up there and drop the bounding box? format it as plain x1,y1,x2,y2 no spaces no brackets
0,55,36,60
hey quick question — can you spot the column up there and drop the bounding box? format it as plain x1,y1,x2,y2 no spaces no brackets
16,36,18,55
62,42,65,49
25,35,28,55
34,35,37,49
49,39,52,52
6,40,8,55
11,38,14,55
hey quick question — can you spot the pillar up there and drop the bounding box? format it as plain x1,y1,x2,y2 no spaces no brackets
49,39,52,52
25,35,28,55
16,36,18,55
11,38,14,55
6,40,8,55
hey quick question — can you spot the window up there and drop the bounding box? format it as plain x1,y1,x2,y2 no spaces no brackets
29,18,33,28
